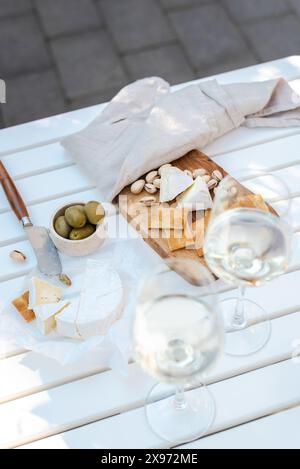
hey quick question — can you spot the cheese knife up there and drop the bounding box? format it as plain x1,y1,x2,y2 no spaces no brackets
0,161,62,276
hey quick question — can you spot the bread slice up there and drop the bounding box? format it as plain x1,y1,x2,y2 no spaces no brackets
12,291,35,323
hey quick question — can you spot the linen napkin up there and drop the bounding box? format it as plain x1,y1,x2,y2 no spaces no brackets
62,77,300,201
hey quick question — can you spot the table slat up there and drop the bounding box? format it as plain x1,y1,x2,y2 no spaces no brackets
180,406,300,449
0,144,72,180
0,166,93,213
16,355,300,449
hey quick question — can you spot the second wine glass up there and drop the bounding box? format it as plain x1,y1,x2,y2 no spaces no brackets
204,170,292,356
133,258,224,444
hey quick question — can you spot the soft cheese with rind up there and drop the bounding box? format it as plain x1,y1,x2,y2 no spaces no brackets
56,299,81,339
34,301,70,335
56,263,124,340
176,176,213,211
159,166,193,203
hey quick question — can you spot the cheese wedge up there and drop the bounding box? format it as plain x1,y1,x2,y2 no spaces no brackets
148,206,189,230
12,291,35,323
176,176,213,211
29,277,63,308
56,264,124,340
34,301,70,335
160,166,193,203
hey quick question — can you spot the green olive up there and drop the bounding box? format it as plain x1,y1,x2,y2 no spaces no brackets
85,201,105,225
69,224,96,241
72,204,85,213
63,204,84,215
65,207,87,228
54,216,72,239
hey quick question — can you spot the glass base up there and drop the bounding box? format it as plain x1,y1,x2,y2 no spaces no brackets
222,297,271,356
145,382,215,445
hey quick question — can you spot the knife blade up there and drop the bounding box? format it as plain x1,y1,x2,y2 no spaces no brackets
0,161,62,276
25,225,62,276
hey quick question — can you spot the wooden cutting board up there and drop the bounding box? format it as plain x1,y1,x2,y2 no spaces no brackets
118,149,273,269
118,150,222,268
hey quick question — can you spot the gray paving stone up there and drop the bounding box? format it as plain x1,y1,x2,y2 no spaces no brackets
35,0,102,38
51,30,128,100
222,0,290,23
0,110,4,128
68,87,123,111
160,0,210,10
288,0,300,16
242,15,300,62
2,70,66,127
198,51,258,78
0,0,32,18
99,0,175,52
124,44,195,84
169,4,249,69
0,14,51,78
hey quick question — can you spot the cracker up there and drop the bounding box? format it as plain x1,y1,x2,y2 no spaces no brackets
229,193,269,212
148,207,189,230
165,226,195,252
12,291,35,323
189,214,203,258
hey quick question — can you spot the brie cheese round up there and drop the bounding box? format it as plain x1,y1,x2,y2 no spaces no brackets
34,301,70,335
56,266,124,340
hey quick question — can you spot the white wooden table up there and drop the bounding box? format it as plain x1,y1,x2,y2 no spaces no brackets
1,56,300,450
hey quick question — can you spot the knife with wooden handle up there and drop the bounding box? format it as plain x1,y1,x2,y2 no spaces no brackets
0,161,62,276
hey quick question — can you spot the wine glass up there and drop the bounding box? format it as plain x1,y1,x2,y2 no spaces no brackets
204,170,292,356
132,258,224,444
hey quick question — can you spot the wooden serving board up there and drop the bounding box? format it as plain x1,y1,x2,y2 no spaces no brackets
118,149,274,269
118,150,224,268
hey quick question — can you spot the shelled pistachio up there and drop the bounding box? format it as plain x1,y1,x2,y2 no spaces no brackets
130,179,145,194
145,183,157,194
10,250,27,263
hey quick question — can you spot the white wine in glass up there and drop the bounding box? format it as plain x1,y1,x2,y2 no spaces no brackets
205,172,292,356
133,259,223,444
135,295,221,384
205,208,290,288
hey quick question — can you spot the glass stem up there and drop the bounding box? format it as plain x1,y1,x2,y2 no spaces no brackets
231,287,247,330
174,385,187,410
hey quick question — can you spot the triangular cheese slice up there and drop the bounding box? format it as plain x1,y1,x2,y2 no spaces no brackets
29,277,63,308
176,176,213,211
160,166,193,203
34,301,70,335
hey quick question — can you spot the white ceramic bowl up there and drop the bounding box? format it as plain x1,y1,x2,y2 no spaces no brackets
50,202,106,257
